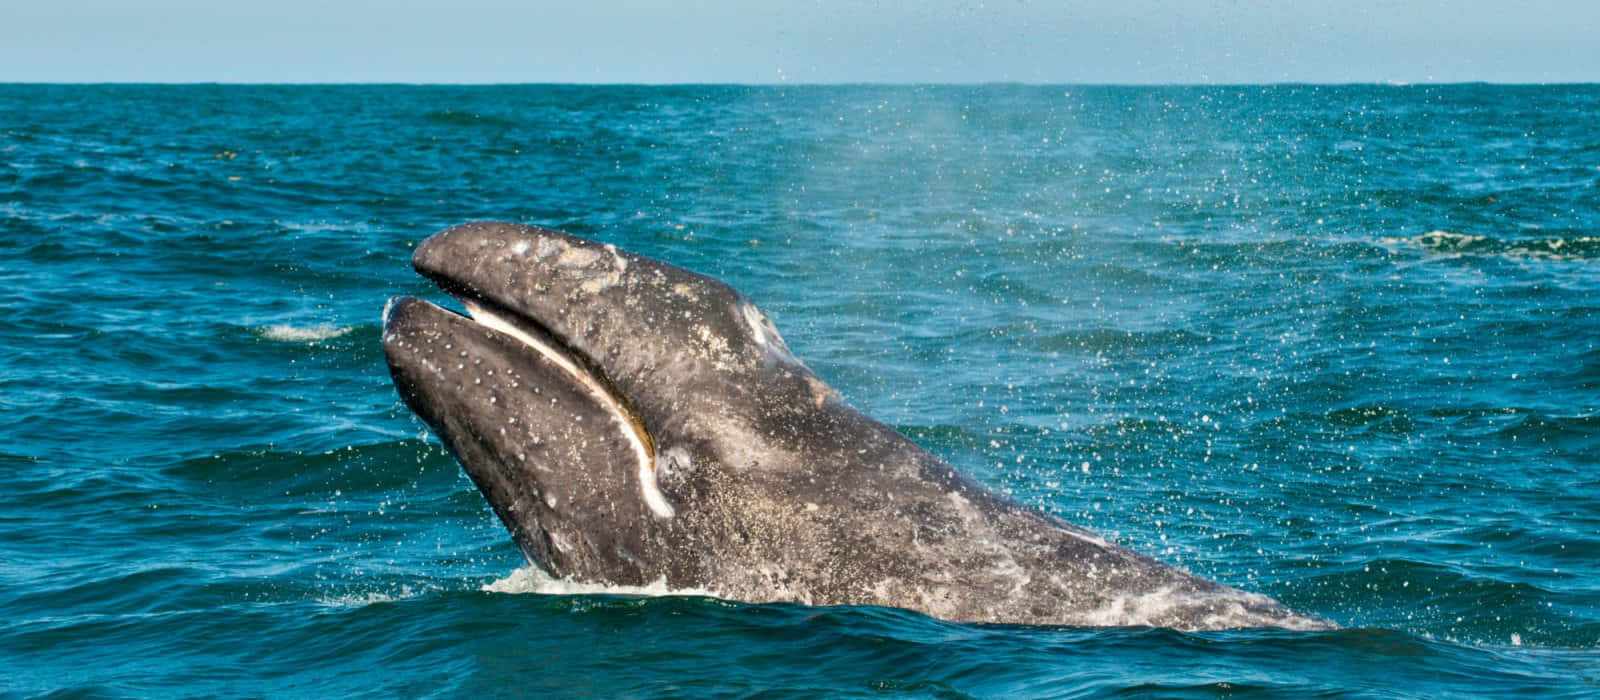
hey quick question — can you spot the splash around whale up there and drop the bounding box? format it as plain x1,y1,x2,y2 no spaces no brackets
382,221,1335,631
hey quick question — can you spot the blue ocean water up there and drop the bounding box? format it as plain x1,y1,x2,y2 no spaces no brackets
1,84,1597,697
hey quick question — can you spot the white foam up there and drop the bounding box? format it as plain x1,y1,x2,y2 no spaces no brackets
261,323,351,342
1414,230,1488,249
1380,230,1600,262
1076,585,1327,631
318,591,399,607
316,584,428,607
483,565,717,598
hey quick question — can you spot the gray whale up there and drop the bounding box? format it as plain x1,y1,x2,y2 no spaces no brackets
382,222,1334,631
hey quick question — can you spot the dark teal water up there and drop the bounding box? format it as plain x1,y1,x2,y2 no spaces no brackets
2,84,1597,697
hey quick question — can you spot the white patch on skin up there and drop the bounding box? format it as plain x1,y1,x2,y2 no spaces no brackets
603,243,626,268
990,558,1031,598
608,244,629,276
1057,525,1114,550
870,578,895,603
739,301,805,371
695,324,734,370
945,491,982,525
579,275,616,295
536,237,562,260
741,302,777,352
577,244,629,295
511,240,530,255
804,374,837,407
659,446,694,478
557,246,600,268
380,299,398,344
548,531,572,553
1075,585,1311,630
464,301,674,519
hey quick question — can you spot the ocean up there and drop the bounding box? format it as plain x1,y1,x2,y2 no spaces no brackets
1,84,1596,697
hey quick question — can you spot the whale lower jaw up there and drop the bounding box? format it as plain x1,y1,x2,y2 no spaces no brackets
454,299,675,520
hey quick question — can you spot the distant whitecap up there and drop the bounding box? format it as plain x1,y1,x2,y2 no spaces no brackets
260,323,352,342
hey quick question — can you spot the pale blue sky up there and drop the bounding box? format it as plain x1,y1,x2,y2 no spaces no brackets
3,1,1596,84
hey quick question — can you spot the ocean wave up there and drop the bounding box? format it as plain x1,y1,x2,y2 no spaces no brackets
162,439,453,496
420,109,520,129
1489,412,1600,449
1031,327,1212,353
1297,558,1591,648
1275,405,1596,444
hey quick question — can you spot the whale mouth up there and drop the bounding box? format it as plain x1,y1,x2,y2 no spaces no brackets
385,285,675,520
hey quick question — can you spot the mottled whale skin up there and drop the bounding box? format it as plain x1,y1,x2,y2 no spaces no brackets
382,222,1334,631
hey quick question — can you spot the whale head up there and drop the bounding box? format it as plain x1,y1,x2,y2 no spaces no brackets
382,222,860,586
383,222,1338,631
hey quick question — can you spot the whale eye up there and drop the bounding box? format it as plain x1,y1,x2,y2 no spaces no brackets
657,446,696,486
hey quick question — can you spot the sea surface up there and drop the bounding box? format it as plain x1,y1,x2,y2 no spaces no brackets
2,84,1597,697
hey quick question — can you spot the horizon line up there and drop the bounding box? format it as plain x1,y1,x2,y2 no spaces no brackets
2,79,1597,88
